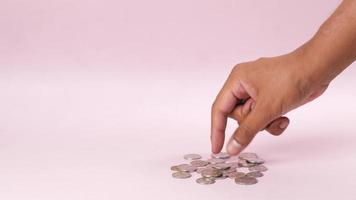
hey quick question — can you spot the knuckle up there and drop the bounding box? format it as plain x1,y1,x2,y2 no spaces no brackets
255,57,268,62
211,101,224,116
211,101,219,112
211,101,216,110
211,103,217,114
232,64,243,74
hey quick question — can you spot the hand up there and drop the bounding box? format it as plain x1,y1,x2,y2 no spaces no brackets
211,51,329,155
229,98,290,137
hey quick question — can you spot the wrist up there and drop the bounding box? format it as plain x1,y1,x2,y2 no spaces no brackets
280,44,331,100
291,42,334,88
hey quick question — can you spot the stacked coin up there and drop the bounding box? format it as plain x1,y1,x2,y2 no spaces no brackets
170,152,268,185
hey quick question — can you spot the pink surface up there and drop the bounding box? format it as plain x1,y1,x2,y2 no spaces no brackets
1,0,356,199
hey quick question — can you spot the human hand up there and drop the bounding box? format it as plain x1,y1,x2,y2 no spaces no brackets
211,51,329,155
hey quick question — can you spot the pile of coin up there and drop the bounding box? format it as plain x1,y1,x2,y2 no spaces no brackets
170,152,267,185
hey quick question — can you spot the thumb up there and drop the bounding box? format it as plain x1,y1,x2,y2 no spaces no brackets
226,103,273,155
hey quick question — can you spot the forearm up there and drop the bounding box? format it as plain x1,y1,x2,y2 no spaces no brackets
297,0,356,85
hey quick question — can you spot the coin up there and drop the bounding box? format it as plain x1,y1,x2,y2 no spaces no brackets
226,162,240,168
222,167,237,175
249,165,268,172
172,171,192,179
207,158,225,164
196,167,210,174
177,164,197,172
174,164,189,171
246,171,264,178
201,168,223,178
170,165,180,171
214,174,228,180
245,157,265,165
211,152,230,159
171,152,266,186
211,163,231,170
239,152,258,160
238,159,257,168
196,177,215,185
235,176,258,185
183,154,202,160
190,160,209,167
227,172,246,179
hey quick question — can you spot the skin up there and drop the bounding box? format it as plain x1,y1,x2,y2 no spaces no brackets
211,0,356,155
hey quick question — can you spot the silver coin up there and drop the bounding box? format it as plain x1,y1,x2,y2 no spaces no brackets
196,167,207,174
190,160,209,167
222,167,237,174
211,163,231,170
170,152,265,184
172,171,192,179
214,174,228,180
170,165,180,171
238,159,257,168
174,164,190,170
227,171,246,179
177,164,197,172
183,154,202,160
249,165,268,172
211,152,230,159
246,171,264,178
201,168,223,178
207,158,225,164
197,165,214,173
196,177,215,185
245,157,265,164
226,162,240,168
239,152,258,160
235,176,258,185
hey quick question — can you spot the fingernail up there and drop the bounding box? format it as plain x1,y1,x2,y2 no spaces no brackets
227,137,243,155
279,121,289,129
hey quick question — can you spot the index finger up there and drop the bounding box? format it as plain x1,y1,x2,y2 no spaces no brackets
211,79,247,153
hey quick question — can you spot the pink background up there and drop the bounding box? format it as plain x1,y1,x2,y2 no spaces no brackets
1,0,356,199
